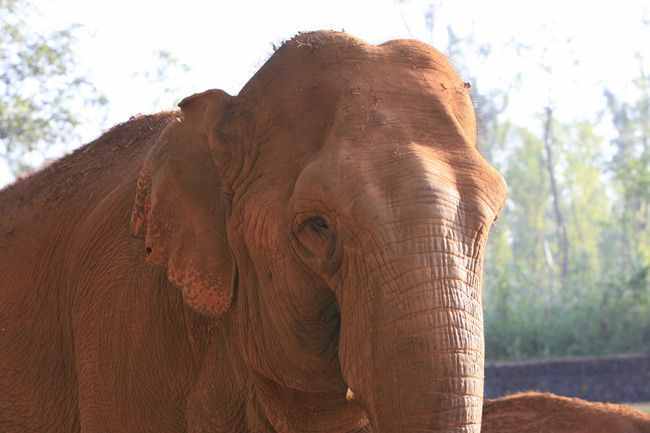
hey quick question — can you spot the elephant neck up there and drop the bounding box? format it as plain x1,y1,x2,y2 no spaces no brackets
186,317,368,433
187,337,368,433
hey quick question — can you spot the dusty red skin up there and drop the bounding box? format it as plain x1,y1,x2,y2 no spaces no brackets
0,31,506,433
482,392,650,433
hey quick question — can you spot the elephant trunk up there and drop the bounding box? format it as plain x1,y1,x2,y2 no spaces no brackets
342,219,486,433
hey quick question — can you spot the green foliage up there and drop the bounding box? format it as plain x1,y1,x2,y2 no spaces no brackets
485,265,650,361
0,0,106,175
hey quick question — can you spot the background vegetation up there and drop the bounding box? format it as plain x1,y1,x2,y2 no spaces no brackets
2,0,649,361
443,22,650,361
0,0,106,174
0,0,188,177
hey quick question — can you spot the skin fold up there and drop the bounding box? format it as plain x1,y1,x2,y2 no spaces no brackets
482,392,650,433
0,31,506,433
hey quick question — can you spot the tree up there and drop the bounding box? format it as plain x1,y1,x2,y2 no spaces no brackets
603,55,650,273
542,107,570,282
0,0,107,177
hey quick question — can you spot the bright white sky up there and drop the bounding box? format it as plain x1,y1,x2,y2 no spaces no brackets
2,0,649,185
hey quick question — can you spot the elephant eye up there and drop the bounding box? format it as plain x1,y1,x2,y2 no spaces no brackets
294,214,336,260
306,216,330,234
293,214,341,276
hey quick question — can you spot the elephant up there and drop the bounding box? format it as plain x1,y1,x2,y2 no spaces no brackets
0,31,506,433
482,392,650,433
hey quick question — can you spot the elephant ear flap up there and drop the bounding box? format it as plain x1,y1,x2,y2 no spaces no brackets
130,89,236,317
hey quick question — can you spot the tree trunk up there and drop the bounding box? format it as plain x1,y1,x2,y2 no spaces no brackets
543,106,569,283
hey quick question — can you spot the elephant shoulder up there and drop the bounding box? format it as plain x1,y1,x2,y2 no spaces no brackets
59,113,178,291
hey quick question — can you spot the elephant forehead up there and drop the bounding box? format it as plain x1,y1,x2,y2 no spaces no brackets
237,32,475,146
234,31,506,217
327,84,475,151
236,68,477,174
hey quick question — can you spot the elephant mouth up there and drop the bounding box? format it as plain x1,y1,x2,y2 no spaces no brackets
252,372,369,433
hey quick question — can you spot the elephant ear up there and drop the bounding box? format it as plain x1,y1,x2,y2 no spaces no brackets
131,89,235,317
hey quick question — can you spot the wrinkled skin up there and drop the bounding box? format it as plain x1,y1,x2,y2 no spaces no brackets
0,31,506,433
482,392,650,433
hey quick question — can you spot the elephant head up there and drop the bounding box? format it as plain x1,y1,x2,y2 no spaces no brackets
131,31,506,433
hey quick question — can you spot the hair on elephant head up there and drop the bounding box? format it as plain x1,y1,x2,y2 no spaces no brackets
130,31,507,433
